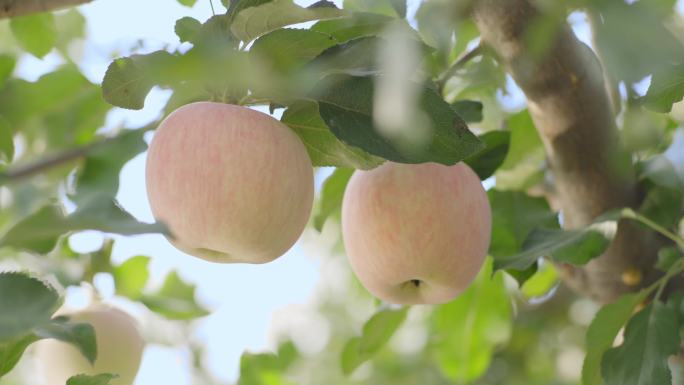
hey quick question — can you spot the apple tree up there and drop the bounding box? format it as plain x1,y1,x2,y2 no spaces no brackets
1,0,684,384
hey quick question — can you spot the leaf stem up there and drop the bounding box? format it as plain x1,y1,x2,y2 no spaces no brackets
621,208,684,249
654,258,684,301
0,142,104,185
437,44,483,93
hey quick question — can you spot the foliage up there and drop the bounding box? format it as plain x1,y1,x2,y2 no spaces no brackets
0,0,684,385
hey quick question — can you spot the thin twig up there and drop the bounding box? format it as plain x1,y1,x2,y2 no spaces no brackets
0,137,116,184
437,44,483,93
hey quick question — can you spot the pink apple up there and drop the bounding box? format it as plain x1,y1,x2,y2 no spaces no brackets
35,306,144,385
342,162,491,305
146,102,314,263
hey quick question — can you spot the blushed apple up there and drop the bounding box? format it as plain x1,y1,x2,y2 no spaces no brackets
146,102,314,263
35,305,144,385
341,162,491,305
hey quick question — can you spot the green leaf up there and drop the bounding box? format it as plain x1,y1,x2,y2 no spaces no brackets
0,334,40,377
341,337,365,375
464,130,510,180
230,0,347,43
582,291,649,385
34,317,97,364
314,168,354,231
520,262,558,299
0,66,109,147
308,37,382,76
495,110,545,190
639,185,683,229
341,307,408,375
175,17,203,43
432,258,512,382
281,101,383,169
505,262,538,288
601,302,680,385
71,198,169,238
451,100,483,123
102,51,175,110
0,272,60,341
343,0,399,17
238,345,298,385
644,64,684,113
488,190,559,260
415,1,473,55
388,0,406,18
251,29,337,74
656,246,681,272
640,155,684,192
72,128,149,204
54,9,87,54
0,55,15,86
313,74,483,165
177,0,198,6
141,271,209,320
593,1,684,83
10,14,57,58
113,256,150,300
0,200,167,254
494,228,611,271
0,116,13,163
66,373,119,385
312,12,394,43
0,205,65,253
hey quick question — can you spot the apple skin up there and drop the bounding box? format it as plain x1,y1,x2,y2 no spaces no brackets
146,102,314,264
341,162,491,305
35,306,145,385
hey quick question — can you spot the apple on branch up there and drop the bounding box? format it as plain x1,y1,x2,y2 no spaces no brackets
342,162,491,305
145,102,315,264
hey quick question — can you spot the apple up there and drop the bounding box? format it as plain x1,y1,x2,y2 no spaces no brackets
146,102,314,263
341,162,491,305
35,305,144,385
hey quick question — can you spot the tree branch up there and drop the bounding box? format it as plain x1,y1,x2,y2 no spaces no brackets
472,0,666,302
437,44,483,92
0,139,107,184
0,0,92,19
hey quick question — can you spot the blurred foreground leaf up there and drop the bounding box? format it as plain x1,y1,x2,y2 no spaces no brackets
314,167,354,231
432,258,511,382
582,292,648,385
341,307,408,375
141,271,209,320
601,303,680,385
0,200,167,254
67,373,118,385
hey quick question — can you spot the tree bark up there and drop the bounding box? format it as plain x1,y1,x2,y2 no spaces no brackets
0,0,91,18
472,0,665,303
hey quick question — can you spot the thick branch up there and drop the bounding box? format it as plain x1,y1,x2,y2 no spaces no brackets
0,0,92,19
472,0,664,302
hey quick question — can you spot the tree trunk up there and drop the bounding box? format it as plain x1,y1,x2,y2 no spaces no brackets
472,0,665,303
